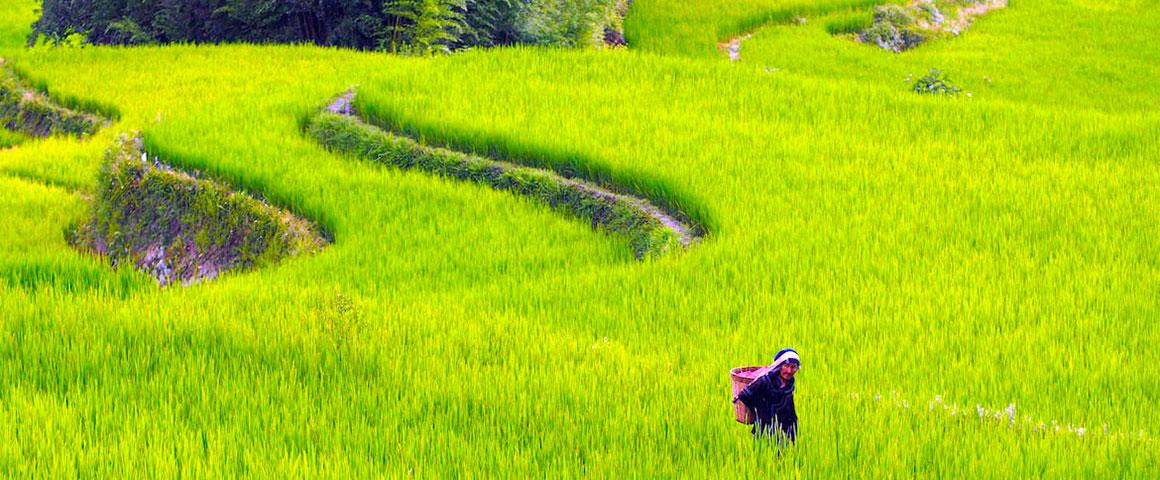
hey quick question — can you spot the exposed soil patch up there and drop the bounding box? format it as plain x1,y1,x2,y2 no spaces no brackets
72,133,329,286
314,91,701,259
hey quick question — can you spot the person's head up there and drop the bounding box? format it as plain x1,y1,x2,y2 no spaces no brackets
772,348,801,382
778,361,799,381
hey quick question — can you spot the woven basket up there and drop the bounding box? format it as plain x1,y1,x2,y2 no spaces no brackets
730,366,770,424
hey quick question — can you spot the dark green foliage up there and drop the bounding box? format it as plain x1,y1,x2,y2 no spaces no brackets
307,111,691,259
515,0,603,47
458,0,520,47
32,0,424,49
913,68,962,95
76,133,328,286
383,0,465,54
30,0,626,51
0,64,108,139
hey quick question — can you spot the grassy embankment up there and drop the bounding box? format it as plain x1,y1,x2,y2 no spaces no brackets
1,0,1158,476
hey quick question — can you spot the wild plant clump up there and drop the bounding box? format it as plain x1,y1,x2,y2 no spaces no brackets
860,4,925,53
912,69,962,95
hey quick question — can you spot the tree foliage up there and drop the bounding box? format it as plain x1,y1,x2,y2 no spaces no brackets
29,0,623,52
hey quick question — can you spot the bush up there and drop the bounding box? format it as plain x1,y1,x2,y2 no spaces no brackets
860,4,925,52
912,69,962,95
853,0,1006,52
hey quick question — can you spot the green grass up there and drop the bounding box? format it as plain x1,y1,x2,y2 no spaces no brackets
625,0,884,56
737,0,1160,113
0,127,24,147
1,0,1158,476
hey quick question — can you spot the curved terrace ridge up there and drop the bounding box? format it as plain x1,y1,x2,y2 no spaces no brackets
0,59,112,140
72,133,330,286
309,91,701,260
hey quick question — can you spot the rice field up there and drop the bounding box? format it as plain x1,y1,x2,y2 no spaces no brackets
1,0,1157,476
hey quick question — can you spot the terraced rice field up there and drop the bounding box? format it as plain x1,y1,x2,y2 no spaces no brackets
1,0,1157,476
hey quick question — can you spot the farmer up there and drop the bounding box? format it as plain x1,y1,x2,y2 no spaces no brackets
733,348,800,442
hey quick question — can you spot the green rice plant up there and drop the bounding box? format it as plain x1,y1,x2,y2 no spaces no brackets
0,0,1157,476
825,10,874,35
625,0,883,56
0,126,23,147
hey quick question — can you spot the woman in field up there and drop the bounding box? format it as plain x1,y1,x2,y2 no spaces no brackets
733,348,800,443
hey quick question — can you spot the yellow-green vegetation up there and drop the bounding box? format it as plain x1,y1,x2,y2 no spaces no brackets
626,0,883,56
0,127,22,148
1,0,1158,476
727,0,1160,112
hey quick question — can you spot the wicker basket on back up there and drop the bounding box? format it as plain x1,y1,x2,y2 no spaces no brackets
729,366,770,424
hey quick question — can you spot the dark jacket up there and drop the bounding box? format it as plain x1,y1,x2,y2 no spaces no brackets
736,373,797,440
